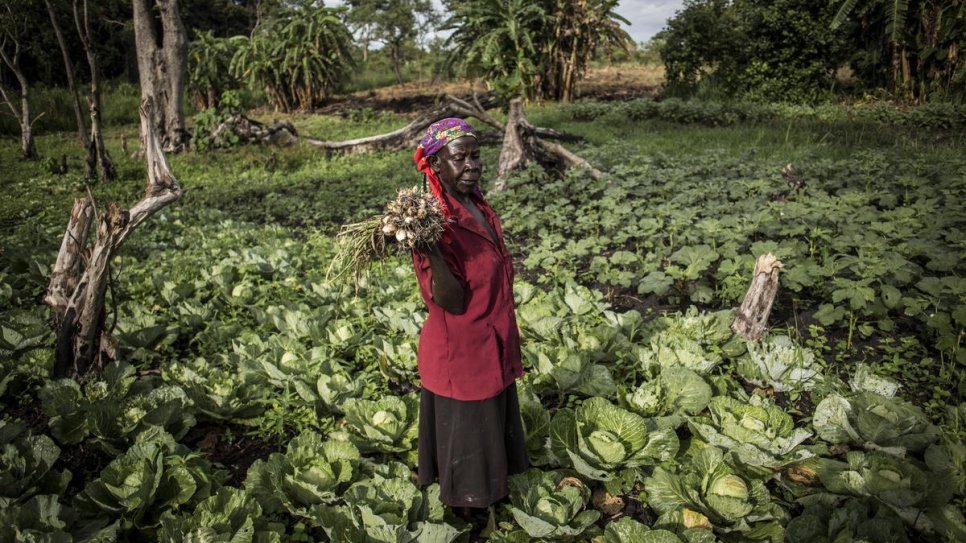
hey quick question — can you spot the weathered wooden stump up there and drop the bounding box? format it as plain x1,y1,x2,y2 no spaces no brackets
731,253,784,341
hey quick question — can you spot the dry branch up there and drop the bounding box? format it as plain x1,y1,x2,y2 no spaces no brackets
731,253,784,341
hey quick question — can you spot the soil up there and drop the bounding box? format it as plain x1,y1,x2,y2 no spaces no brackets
312,64,664,117
184,422,284,486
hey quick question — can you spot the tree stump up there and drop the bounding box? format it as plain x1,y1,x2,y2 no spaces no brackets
731,253,784,341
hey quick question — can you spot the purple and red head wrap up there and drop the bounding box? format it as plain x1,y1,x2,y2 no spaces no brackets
414,118,478,222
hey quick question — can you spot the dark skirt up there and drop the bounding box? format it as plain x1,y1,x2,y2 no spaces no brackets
418,382,529,508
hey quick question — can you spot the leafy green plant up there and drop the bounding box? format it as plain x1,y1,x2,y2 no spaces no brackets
736,335,824,396
645,446,787,541
502,469,600,540
811,450,966,539
158,487,285,543
341,394,419,456
550,397,679,491
230,4,354,111
0,495,72,543
246,432,360,520
40,361,196,454
74,429,222,534
689,395,813,473
0,421,70,507
622,365,713,430
314,477,463,542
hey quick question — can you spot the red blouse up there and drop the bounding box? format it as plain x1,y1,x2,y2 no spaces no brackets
411,190,524,401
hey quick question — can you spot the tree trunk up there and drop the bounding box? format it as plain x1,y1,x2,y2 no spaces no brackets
132,0,189,153
46,98,182,380
73,0,116,180
45,0,92,176
0,40,37,160
390,42,404,84
493,98,602,189
731,253,784,342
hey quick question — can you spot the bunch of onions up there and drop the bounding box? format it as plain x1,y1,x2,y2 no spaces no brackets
328,186,447,283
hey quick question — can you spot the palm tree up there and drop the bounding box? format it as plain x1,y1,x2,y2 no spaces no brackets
231,5,354,112
831,0,965,100
443,0,631,101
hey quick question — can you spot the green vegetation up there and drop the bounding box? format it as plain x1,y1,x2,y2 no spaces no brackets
2,99,965,540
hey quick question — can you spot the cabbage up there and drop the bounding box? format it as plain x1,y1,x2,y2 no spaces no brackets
644,447,786,541
314,478,463,542
504,469,600,540
813,450,966,539
245,432,360,518
550,397,678,487
0,421,70,505
158,487,285,543
688,395,812,471
736,335,823,393
813,391,940,455
624,366,712,430
342,394,418,455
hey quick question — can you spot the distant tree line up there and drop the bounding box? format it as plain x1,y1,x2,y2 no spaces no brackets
659,0,965,102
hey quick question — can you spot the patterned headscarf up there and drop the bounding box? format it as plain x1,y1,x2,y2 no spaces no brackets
413,118,479,222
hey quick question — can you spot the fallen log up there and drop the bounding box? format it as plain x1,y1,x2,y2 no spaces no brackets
731,253,784,341
301,94,498,154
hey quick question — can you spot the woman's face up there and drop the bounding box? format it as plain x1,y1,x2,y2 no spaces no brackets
430,136,481,196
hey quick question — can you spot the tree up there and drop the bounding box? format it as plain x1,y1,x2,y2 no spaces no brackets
831,0,965,101
187,30,244,110
0,1,39,159
230,4,353,112
44,0,93,176
660,0,849,102
45,98,182,380
133,0,189,152
345,0,437,83
443,0,630,101
72,0,117,179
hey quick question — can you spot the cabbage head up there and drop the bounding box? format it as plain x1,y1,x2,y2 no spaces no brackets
736,336,822,394
74,430,220,531
598,516,687,543
644,447,786,541
624,366,712,430
688,395,811,471
343,394,418,455
504,469,600,540
245,431,360,517
550,397,679,485
314,477,463,543
813,450,966,539
0,421,70,505
158,487,285,543
813,391,940,455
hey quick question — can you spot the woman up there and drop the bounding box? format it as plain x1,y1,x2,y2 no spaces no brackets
411,118,529,520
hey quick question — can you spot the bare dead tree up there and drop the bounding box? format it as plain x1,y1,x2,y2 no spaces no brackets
72,0,115,180
0,7,38,160
132,0,189,153
44,0,93,177
45,98,182,380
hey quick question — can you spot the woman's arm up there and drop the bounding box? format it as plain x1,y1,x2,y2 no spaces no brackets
423,243,465,314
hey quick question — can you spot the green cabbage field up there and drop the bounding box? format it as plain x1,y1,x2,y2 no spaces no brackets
2,100,965,542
